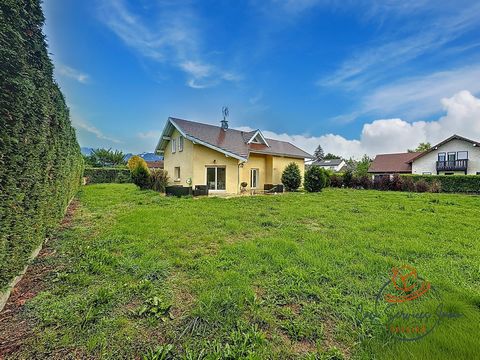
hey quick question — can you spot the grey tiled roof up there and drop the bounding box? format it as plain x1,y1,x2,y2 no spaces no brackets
169,118,312,159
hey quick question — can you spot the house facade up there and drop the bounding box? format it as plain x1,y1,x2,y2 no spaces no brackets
155,117,312,194
410,135,480,175
310,158,346,172
368,134,480,177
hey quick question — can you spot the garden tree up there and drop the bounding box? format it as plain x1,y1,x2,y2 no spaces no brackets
408,142,431,153
87,148,126,167
355,154,372,176
131,163,151,190
281,162,302,191
324,153,341,160
127,155,148,171
0,0,83,288
313,144,325,162
304,165,327,192
344,158,357,172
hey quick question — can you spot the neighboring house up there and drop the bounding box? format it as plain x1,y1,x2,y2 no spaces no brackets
310,158,346,172
368,134,480,178
155,117,312,194
146,160,164,170
410,134,480,175
368,152,421,178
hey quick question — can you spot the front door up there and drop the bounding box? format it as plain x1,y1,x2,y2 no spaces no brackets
250,168,259,189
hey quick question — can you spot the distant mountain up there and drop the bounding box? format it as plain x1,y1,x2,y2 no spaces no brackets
81,147,93,156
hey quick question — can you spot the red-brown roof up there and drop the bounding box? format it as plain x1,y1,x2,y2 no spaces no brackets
146,160,164,169
368,152,422,173
163,118,312,160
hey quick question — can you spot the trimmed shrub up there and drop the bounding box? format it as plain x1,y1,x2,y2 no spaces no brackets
84,168,131,184
0,0,83,289
150,169,169,192
342,169,354,187
390,174,403,191
356,175,372,189
401,176,416,192
429,181,441,193
415,180,429,193
127,155,148,172
401,174,480,193
131,163,151,190
373,176,391,191
330,174,343,188
281,162,302,191
304,165,327,192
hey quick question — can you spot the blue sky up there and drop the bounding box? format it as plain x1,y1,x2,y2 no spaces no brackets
43,0,480,157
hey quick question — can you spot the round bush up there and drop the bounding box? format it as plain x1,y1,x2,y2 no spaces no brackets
281,162,302,191
127,155,148,171
304,165,327,192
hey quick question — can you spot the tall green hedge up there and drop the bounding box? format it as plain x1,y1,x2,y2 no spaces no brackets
0,1,83,289
84,167,132,184
401,175,480,193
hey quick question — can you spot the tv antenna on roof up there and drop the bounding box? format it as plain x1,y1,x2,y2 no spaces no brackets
222,106,229,120
221,106,229,130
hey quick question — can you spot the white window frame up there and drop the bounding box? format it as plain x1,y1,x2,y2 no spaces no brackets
206,166,226,192
179,136,184,152
250,168,259,189
174,167,180,181
171,138,176,153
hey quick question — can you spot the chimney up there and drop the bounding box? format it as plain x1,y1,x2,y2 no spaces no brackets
221,106,229,130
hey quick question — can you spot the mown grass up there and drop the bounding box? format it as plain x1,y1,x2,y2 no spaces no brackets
13,184,480,359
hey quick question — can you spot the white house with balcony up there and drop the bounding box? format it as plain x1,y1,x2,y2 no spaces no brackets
411,135,480,175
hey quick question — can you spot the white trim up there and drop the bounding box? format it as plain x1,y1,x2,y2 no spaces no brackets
247,130,269,147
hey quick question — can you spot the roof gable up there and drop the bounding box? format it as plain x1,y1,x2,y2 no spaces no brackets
410,134,480,162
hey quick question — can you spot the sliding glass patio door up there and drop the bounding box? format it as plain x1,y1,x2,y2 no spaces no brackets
206,167,226,191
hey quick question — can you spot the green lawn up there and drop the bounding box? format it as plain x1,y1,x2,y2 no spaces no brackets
11,184,480,359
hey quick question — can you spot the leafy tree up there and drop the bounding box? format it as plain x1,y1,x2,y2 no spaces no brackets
324,153,341,160
131,163,151,190
281,162,302,191
355,154,372,177
88,148,126,167
408,142,431,153
127,155,148,171
313,145,325,162
304,166,327,192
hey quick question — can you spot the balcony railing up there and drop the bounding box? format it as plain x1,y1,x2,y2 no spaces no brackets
436,159,468,171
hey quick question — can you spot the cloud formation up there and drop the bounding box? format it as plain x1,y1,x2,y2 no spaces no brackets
238,90,480,159
56,64,89,83
99,0,240,89
72,116,120,143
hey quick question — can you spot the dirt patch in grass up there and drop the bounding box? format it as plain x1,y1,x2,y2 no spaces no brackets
321,317,351,359
0,200,79,358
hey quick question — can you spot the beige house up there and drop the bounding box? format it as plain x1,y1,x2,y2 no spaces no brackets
155,117,312,194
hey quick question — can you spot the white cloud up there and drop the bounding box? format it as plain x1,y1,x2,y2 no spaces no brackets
56,64,89,84
137,130,162,139
99,0,240,89
72,116,120,143
238,90,480,159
